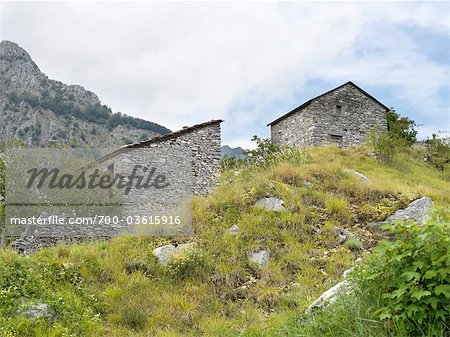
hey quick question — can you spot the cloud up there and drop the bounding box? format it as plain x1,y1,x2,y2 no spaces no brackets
0,2,448,146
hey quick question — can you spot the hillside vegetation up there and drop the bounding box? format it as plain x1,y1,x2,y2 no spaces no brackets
0,145,449,336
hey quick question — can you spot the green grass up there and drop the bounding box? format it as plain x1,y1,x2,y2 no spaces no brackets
0,145,449,336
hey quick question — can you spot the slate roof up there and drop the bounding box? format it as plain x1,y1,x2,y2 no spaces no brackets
96,119,223,164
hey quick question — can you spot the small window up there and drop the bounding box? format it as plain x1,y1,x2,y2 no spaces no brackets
335,105,342,115
330,134,343,141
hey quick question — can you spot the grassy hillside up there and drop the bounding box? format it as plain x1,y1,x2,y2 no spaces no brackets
0,145,449,336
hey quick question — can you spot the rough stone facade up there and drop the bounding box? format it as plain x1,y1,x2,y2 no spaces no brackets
269,82,388,147
121,119,223,195
4,120,222,244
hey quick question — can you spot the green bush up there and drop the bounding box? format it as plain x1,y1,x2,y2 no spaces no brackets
345,236,364,252
369,109,417,163
354,207,450,334
166,246,211,280
425,134,450,174
386,109,417,146
368,130,401,163
120,305,148,331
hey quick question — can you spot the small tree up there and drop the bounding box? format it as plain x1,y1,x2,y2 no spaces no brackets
244,135,281,164
387,109,417,146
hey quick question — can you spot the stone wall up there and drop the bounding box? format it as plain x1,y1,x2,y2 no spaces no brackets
134,120,222,195
271,83,387,147
5,120,222,243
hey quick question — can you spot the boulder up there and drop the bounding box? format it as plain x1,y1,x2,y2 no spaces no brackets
227,224,239,235
17,301,54,319
344,169,371,184
306,267,354,312
152,244,176,265
249,250,270,268
382,196,434,224
255,197,284,212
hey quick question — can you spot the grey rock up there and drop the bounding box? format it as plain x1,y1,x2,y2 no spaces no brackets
249,250,270,268
152,244,176,265
255,197,284,212
153,242,199,265
306,267,354,312
382,196,434,224
335,227,355,244
228,224,239,235
17,301,54,319
344,169,371,184
304,181,312,187
307,280,351,311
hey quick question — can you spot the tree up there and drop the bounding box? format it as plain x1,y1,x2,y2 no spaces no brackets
387,109,417,146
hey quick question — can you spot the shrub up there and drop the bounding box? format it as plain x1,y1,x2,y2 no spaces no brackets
425,134,450,174
120,305,148,331
369,110,417,163
345,236,363,252
244,135,281,166
353,207,450,334
368,130,400,163
166,246,211,280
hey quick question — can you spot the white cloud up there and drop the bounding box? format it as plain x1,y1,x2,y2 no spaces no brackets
0,2,448,146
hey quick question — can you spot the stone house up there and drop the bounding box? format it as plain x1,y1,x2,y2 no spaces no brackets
100,119,223,195
4,120,223,243
268,81,389,147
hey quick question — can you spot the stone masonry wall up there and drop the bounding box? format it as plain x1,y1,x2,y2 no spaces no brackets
271,83,387,147
6,121,222,243
139,122,222,195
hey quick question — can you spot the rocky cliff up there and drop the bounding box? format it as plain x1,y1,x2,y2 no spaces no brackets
0,40,171,147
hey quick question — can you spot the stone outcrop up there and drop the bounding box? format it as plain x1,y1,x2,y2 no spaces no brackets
268,81,388,147
0,40,170,147
306,267,354,312
248,250,270,268
152,242,198,266
255,197,284,212
344,169,371,184
380,196,434,224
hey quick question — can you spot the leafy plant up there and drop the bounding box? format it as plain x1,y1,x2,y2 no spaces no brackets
354,207,450,334
425,134,450,174
244,135,281,165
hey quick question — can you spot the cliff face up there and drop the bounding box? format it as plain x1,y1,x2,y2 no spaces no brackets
0,40,170,147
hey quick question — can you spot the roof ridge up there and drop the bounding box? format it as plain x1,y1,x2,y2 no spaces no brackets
95,119,223,164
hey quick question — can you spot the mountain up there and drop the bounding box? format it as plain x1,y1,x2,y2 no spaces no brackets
221,145,247,159
0,40,171,147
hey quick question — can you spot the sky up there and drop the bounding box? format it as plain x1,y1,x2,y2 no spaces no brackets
0,1,449,148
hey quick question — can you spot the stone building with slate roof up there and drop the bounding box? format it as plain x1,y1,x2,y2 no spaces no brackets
268,81,389,147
